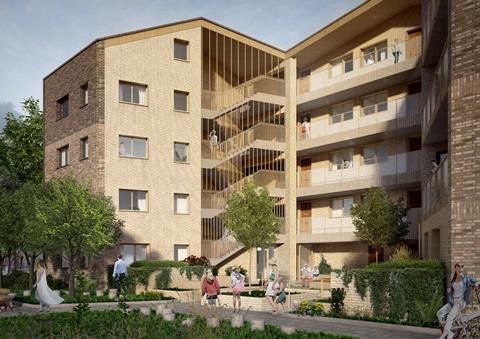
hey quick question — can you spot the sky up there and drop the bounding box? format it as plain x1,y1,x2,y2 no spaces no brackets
0,0,363,127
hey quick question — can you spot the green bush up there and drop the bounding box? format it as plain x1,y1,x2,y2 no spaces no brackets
389,245,416,262
155,268,172,289
330,288,346,314
14,292,172,304
130,260,187,268
318,255,332,275
3,271,68,291
294,300,326,316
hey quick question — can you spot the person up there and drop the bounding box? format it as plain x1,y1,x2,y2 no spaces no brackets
301,117,310,140
301,263,313,288
264,259,279,314
231,266,245,312
275,276,287,312
33,260,63,312
201,268,220,306
112,255,128,292
437,263,478,339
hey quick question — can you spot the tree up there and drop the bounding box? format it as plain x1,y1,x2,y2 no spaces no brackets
38,177,123,296
222,183,280,293
0,97,43,187
0,190,20,287
351,187,410,264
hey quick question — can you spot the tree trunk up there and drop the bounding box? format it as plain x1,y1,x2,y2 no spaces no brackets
0,256,4,288
375,249,379,264
69,256,76,296
248,248,253,295
29,259,35,293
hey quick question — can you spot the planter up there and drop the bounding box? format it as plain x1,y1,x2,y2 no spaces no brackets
163,313,175,321
162,308,173,316
108,289,117,299
206,317,220,328
140,307,151,315
181,318,194,326
23,290,31,297
231,313,244,328
251,320,264,331
155,304,166,315
281,326,296,334
96,290,104,297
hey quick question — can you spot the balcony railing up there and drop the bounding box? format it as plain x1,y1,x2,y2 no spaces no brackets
203,123,285,161
297,94,421,142
299,151,421,188
422,42,449,136
202,76,285,112
202,234,239,260
423,155,449,218
297,36,421,95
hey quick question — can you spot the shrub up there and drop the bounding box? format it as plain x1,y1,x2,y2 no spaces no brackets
390,245,416,262
3,271,29,290
183,255,210,267
330,288,346,314
75,271,97,295
295,300,325,316
224,265,247,276
318,255,332,275
155,268,172,289
129,260,187,268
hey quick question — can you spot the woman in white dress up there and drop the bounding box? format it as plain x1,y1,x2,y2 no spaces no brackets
33,260,63,312
264,259,279,314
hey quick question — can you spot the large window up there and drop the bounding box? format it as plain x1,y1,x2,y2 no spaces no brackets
119,190,147,211
362,41,388,66
330,53,353,77
80,137,89,160
120,244,148,266
174,193,189,214
331,149,353,171
331,101,353,124
81,83,89,106
58,145,69,168
363,144,388,165
174,39,189,61
119,136,147,158
174,90,189,112
57,95,69,119
362,92,388,115
174,142,188,163
331,197,353,218
119,82,147,105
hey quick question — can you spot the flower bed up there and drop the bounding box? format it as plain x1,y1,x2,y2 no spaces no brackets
14,292,172,305
0,310,353,338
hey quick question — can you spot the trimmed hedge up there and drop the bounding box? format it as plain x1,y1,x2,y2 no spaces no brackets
14,292,172,305
3,270,68,291
130,260,188,268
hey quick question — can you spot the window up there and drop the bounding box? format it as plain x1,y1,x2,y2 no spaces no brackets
58,145,69,168
81,83,89,106
408,137,422,152
362,41,388,66
119,190,147,211
174,39,189,61
57,95,69,119
174,193,189,214
174,245,189,261
119,136,147,158
331,101,353,124
174,142,188,163
80,137,89,160
331,149,353,170
363,144,388,164
330,53,353,77
119,82,146,105
331,197,353,218
362,92,388,115
120,244,148,266
174,90,189,112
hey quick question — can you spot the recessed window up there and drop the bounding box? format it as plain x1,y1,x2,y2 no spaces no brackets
57,95,69,119
330,53,353,77
119,136,147,158
363,144,388,165
58,145,69,168
331,149,353,171
331,197,353,218
80,137,89,160
119,82,147,105
174,142,188,163
331,101,353,124
119,189,147,211
174,90,189,112
362,92,388,115
362,41,388,66
81,83,89,106
174,193,189,214
120,244,148,266
174,39,189,61
174,244,189,261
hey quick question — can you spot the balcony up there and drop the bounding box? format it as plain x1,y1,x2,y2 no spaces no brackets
298,94,421,153
422,43,449,144
297,37,421,109
423,155,449,219
298,151,421,198
202,76,285,118
422,0,449,66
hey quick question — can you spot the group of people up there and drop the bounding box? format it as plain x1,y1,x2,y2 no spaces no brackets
300,263,320,288
264,259,287,314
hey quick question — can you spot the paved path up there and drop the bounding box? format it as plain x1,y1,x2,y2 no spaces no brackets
5,301,439,339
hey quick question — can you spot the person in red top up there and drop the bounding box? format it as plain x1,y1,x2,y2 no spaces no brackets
201,268,220,306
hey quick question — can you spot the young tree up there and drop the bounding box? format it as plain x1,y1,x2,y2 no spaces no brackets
222,183,281,293
351,187,410,264
0,190,20,287
0,97,43,187
39,177,123,296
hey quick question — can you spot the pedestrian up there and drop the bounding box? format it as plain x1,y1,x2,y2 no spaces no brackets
301,263,313,288
275,276,287,312
202,268,220,307
231,266,245,312
112,255,128,293
264,258,279,314
33,260,64,312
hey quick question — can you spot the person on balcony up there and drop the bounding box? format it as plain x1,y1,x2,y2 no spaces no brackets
301,117,310,140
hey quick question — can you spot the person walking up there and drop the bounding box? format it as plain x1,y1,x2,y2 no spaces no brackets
275,276,287,313
112,255,128,292
201,268,220,306
34,260,63,312
264,259,279,314
301,263,313,288
231,266,245,312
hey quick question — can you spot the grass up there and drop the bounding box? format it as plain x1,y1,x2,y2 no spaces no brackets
0,310,355,339
14,292,173,305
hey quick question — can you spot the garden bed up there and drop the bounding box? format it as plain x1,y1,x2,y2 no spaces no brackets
14,292,172,305
0,310,354,339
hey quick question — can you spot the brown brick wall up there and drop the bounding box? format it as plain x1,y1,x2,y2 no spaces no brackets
449,0,480,277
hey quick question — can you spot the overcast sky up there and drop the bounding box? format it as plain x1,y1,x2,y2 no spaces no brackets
0,0,362,126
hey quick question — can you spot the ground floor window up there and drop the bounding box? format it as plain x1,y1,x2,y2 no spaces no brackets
121,244,148,265
174,244,189,261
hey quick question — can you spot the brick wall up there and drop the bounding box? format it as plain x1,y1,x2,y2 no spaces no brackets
330,273,372,315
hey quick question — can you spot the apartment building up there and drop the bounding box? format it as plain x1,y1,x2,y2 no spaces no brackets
43,0,479,281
